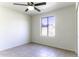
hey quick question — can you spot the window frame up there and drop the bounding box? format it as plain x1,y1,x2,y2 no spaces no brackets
40,16,55,37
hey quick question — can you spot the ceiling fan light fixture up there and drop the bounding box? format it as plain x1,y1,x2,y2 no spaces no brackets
13,2,46,12
28,6,34,10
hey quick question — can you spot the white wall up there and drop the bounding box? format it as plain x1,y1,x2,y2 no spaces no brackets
78,3,79,56
0,6,31,51
31,5,77,53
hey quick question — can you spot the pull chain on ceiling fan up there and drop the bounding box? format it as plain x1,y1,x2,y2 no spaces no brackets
13,2,46,12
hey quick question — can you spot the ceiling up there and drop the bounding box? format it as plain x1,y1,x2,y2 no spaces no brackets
0,2,75,16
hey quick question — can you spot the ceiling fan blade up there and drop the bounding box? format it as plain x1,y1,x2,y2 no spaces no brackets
34,7,40,12
35,2,46,6
25,8,28,12
31,2,34,5
13,3,28,6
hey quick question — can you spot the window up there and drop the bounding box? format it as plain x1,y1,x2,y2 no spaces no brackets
41,16,55,37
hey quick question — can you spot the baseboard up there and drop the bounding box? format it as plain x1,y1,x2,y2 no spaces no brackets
31,41,77,55
0,42,30,51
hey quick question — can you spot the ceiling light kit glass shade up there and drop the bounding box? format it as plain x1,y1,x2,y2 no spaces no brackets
28,6,34,10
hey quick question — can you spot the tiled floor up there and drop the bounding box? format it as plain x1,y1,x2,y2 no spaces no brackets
0,43,77,57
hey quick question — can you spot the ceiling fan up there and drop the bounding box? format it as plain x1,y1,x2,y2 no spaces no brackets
13,2,46,12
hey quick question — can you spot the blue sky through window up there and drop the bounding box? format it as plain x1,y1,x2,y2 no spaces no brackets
42,17,48,26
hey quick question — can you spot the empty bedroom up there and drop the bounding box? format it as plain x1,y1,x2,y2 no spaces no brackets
0,2,77,57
